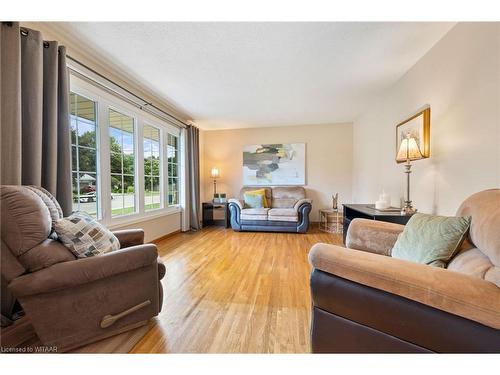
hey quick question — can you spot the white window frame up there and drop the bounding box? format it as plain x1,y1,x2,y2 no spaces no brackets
166,133,181,206
107,104,139,219
69,89,102,220
142,122,164,212
70,75,182,229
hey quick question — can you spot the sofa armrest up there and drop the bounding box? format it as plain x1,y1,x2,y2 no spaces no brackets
228,198,243,210
346,218,404,256
157,256,166,280
9,244,159,297
308,243,500,329
112,229,144,248
293,198,312,211
228,199,243,231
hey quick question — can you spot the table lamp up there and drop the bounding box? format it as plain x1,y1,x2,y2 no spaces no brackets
210,167,220,196
396,134,423,215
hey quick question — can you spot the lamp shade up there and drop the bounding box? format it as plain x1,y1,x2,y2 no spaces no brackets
210,167,220,178
396,136,423,162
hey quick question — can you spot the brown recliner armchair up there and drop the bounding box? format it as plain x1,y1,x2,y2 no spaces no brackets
1,185,166,352
309,189,500,353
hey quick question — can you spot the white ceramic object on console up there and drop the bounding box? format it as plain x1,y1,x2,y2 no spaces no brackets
375,190,390,210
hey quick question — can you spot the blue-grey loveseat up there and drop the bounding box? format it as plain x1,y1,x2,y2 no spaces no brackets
228,186,312,233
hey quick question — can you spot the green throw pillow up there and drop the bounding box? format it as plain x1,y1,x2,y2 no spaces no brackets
391,213,471,268
243,192,265,208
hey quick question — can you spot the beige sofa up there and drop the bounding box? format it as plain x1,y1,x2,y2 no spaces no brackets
1,185,165,352
309,189,500,352
228,186,312,233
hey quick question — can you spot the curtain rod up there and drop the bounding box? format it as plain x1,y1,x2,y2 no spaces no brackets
66,55,189,129
9,22,189,129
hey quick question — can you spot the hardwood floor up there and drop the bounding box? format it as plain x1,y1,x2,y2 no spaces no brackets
1,226,342,353
0,316,154,353
131,226,342,353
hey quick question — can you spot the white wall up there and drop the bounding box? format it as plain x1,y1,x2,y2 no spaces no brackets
109,213,181,243
201,123,353,221
352,23,500,215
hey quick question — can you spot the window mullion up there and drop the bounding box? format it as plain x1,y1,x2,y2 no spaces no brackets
99,103,111,224
159,129,165,210
137,120,145,214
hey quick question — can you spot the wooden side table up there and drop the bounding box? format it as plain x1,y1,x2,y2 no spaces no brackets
202,202,230,228
318,208,343,234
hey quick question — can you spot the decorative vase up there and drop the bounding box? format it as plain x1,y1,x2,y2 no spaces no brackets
332,193,339,210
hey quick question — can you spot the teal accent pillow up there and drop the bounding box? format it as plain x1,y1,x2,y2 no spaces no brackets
243,192,265,208
391,213,471,268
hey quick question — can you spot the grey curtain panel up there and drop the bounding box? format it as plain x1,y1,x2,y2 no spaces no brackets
185,125,201,230
0,22,72,215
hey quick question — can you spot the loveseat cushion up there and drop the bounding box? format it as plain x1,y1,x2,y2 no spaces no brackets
448,247,500,287
268,215,298,222
241,208,269,221
271,186,306,208
268,208,298,222
268,208,297,217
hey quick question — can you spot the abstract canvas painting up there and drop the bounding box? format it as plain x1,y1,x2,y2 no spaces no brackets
242,143,306,186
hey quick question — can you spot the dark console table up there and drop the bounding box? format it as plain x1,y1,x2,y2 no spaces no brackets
202,202,230,228
342,204,414,244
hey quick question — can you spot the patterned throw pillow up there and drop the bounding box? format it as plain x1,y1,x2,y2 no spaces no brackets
54,212,120,258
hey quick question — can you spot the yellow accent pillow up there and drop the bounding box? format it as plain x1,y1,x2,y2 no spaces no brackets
245,189,269,208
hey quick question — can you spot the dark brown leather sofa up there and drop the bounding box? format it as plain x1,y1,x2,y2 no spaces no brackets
1,185,165,351
309,189,500,353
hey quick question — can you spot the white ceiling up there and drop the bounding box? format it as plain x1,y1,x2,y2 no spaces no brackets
54,22,454,130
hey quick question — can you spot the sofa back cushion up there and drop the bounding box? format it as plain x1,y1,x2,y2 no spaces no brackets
240,187,272,203
451,189,500,287
455,189,500,267
25,186,63,224
1,186,51,258
271,186,305,208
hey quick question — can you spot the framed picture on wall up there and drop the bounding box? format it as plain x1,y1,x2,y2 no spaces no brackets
395,107,431,163
242,143,306,185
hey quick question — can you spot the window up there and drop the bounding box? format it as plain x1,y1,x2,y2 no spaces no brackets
167,134,179,205
143,125,161,211
109,109,136,217
70,93,99,218
70,76,182,226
